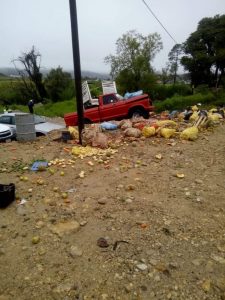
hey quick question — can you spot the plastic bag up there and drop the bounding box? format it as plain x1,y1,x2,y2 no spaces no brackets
191,105,199,111
101,122,118,130
178,112,185,121
124,90,143,99
133,122,147,131
82,129,97,146
120,120,133,130
180,126,198,141
142,126,156,138
92,132,108,148
124,128,141,138
189,111,199,121
68,126,79,139
160,128,176,139
208,113,222,121
156,120,177,128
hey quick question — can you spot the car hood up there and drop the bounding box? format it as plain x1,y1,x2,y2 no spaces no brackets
0,124,12,131
35,122,65,134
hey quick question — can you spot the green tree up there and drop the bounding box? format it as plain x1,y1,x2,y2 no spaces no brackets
160,64,171,85
13,46,47,101
105,30,162,93
168,44,183,84
44,67,73,102
181,14,225,87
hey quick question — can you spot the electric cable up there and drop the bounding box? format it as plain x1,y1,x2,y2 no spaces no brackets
141,0,177,44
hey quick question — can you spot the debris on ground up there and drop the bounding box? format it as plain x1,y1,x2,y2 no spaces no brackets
0,105,224,299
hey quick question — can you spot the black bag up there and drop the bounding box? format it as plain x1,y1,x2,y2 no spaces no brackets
0,183,15,208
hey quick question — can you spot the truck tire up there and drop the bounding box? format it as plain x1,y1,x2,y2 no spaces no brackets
84,118,92,124
129,108,149,119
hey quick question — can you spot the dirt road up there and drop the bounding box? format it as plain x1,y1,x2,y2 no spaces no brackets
0,122,225,300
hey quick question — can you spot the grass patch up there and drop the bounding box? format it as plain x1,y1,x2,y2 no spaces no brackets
0,99,77,117
34,100,76,117
154,92,225,112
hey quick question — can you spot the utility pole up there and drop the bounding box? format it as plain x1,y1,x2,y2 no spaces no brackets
69,0,84,144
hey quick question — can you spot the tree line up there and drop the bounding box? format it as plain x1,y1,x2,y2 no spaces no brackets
106,14,225,93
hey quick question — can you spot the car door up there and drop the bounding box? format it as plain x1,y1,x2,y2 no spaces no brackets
100,94,127,121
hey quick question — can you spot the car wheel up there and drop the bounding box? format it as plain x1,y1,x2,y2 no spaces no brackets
130,108,149,119
36,132,45,137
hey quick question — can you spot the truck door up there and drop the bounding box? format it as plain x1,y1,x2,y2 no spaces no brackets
99,94,127,121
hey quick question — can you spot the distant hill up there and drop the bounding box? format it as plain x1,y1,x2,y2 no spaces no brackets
0,67,110,80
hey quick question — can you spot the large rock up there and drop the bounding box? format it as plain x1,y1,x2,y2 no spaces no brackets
49,220,80,237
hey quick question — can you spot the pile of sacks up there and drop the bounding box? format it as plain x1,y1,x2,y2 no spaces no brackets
169,105,225,123
117,118,198,141
68,124,109,149
67,105,224,147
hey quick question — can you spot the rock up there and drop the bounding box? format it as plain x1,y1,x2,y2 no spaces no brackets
125,184,136,191
53,281,75,293
202,279,211,292
44,198,57,206
98,198,107,205
162,227,172,236
69,246,83,258
217,244,225,253
136,263,148,271
140,285,147,291
80,220,88,226
50,220,80,237
36,264,44,272
124,283,133,293
191,259,202,266
35,221,44,229
154,275,161,282
168,262,178,269
215,277,225,292
205,261,214,272
97,238,109,248
16,205,27,216
211,254,225,264
149,259,158,266
117,184,124,189
125,198,133,204
38,248,46,256
195,179,203,184
0,248,5,256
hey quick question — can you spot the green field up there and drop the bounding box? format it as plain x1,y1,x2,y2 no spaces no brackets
0,75,224,117
0,99,77,117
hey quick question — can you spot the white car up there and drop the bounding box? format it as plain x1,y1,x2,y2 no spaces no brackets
0,112,65,137
0,123,16,141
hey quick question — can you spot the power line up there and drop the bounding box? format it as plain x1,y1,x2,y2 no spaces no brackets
141,0,177,44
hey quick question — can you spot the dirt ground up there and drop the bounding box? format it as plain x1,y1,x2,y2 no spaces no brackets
0,119,225,300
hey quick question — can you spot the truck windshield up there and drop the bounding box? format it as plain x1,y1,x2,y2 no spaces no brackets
103,94,118,105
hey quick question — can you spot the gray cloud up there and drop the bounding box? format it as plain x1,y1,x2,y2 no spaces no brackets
0,0,224,73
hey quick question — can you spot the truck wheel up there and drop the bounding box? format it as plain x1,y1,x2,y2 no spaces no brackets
130,108,149,119
84,118,92,124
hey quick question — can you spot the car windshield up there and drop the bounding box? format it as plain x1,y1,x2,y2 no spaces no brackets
0,115,12,124
34,115,46,124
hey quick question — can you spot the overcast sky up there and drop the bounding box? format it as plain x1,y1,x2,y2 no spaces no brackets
0,0,224,74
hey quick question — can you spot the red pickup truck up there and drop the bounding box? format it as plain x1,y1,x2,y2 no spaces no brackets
64,92,154,126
